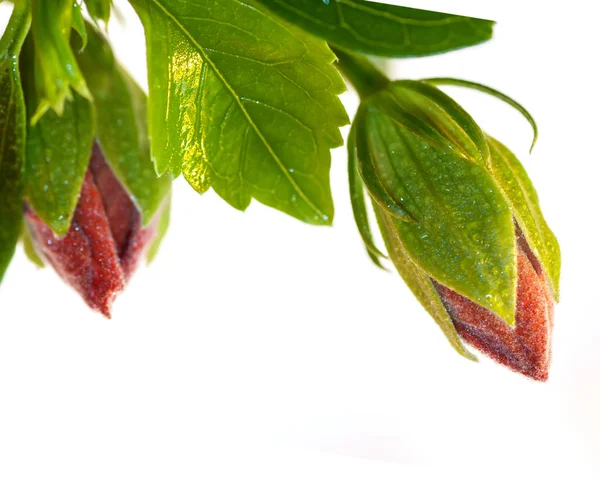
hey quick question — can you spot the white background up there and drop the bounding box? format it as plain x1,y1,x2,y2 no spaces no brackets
1,1,599,476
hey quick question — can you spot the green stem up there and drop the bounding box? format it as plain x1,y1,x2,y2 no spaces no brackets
330,47,390,98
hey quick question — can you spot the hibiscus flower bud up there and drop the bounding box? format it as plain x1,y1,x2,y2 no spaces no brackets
433,223,554,381
343,60,560,380
25,143,159,317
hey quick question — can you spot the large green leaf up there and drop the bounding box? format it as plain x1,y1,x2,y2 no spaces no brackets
0,1,30,283
76,25,171,225
375,208,476,361
21,35,95,236
488,136,561,300
257,0,494,58
362,103,517,325
30,0,91,122
131,0,349,225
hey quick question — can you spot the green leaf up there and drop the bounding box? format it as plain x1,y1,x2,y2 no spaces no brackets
257,0,494,58
424,78,538,152
374,207,476,361
487,136,561,300
21,36,95,236
147,191,172,263
0,1,30,283
72,1,88,49
347,121,387,268
76,24,171,225
85,0,112,23
131,0,349,225
363,106,517,325
21,223,45,268
30,0,91,122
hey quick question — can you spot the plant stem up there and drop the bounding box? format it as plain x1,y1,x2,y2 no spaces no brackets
330,47,390,98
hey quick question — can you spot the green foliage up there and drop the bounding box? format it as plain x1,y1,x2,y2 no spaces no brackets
131,0,349,225
85,0,112,23
72,1,88,49
257,0,494,58
385,81,490,167
0,1,30,283
21,34,95,237
424,78,538,152
76,24,171,225
29,0,91,122
355,83,518,326
23,91,95,236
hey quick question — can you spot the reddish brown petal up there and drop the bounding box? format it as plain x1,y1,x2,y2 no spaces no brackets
435,243,553,381
88,143,138,259
89,143,156,282
25,171,125,317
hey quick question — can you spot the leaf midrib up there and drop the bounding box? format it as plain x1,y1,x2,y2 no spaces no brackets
148,0,325,218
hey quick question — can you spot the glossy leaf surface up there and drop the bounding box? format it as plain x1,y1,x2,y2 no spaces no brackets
76,25,171,225
131,0,348,225
0,2,30,282
257,0,494,58
362,103,517,325
488,136,560,299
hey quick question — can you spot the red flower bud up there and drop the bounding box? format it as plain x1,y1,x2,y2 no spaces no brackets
434,225,554,381
25,143,157,317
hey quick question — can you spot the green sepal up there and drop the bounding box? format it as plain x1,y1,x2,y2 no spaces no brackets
131,0,348,226
21,224,45,268
388,81,490,166
347,122,387,269
30,0,91,122
147,191,172,263
487,136,561,300
21,34,95,237
72,2,88,50
257,0,494,58
424,78,538,152
361,103,517,326
374,207,476,361
85,0,112,23
0,1,30,284
75,24,171,225
354,105,414,222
